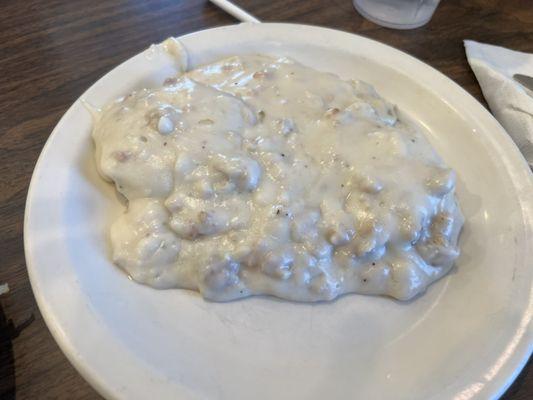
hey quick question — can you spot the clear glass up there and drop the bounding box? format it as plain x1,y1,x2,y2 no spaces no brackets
353,0,441,29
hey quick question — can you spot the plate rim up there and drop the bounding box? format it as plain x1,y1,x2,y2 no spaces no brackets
24,22,533,400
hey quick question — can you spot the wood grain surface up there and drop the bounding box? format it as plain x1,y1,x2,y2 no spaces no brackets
0,0,531,398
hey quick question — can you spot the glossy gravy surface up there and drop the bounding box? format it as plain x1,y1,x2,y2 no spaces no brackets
93,49,463,301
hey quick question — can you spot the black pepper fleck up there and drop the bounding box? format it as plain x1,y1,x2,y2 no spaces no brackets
363,278,367,283
341,184,345,188
372,262,376,266
163,142,167,146
281,153,285,157
276,209,280,215
411,139,416,143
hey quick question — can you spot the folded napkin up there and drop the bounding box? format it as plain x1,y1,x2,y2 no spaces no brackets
464,40,533,168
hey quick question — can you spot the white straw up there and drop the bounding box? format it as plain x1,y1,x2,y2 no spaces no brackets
209,0,261,23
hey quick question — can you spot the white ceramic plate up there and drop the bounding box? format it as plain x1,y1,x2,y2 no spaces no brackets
25,23,533,400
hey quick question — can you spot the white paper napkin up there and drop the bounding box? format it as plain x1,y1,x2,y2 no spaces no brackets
464,40,533,168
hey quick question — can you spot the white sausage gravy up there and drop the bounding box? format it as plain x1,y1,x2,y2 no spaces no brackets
93,42,463,301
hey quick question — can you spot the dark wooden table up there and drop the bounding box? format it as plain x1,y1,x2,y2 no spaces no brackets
1,0,531,398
